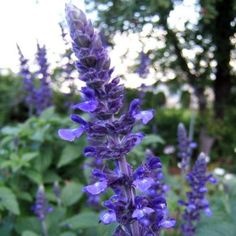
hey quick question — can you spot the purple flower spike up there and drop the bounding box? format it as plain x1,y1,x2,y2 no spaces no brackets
136,51,150,78
180,153,216,236
32,185,53,221
177,123,196,173
58,5,175,236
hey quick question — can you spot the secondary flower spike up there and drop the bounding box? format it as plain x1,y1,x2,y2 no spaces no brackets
136,51,150,78
179,153,217,236
35,43,52,114
17,44,36,114
59,4,174,235
177,123,196,173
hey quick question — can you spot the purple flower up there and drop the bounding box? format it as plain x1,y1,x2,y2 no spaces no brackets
177,123,196,173
180,153,217,236
35,43,52,114
136,51,150,78
17,44,36,114
58,5,174,236
32,185,53,221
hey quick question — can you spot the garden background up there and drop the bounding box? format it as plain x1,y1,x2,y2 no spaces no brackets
0,0,236,235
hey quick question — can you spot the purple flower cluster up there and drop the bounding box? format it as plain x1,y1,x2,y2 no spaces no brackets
59,4,174,235
35,43,52,114
136,52,150,79
179,153,217,236
17,45,36,114
177,123,196,173
17,44,52,115
32,185,53,221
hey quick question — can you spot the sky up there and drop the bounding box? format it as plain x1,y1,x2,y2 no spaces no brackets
0,0,85,72
0,0,199,94
0,0,198,69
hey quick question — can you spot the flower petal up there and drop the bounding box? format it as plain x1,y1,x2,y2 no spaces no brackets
72,100,98,112
100,210,116,224
132,207,154,219
133,177,155,192
134,110,154,124
159,219,176,229
84,180,107,195
58,127,84,141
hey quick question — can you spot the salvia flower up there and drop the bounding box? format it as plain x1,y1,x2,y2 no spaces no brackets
177,123,196,173
179,153,217,236
59,4,174,236
32,185,53,221
17,44,36,114
136,51,150,79
35,43,52,114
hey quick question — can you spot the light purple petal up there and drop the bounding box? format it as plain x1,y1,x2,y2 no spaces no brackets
133,177,155,192
159,219,176,228
84,180,107,195
100,210,116,224
72,100,98,112
132,207,154,219
204,208,212,217
58,127,84,141
134,110,154,124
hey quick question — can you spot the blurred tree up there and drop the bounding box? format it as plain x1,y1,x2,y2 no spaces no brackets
85,0,236,120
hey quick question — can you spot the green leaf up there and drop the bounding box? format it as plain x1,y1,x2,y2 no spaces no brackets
61,181,83,206
33,146,53,172
1,126,19,135
40,107,55,119
47,208,66,235
60,233,77,236
22,152,38,162
142,134,165,146
22,231,39,236
57,144,81,168
15,217,40,234
0,187,20,215
24,169,42,184
61,212,99,229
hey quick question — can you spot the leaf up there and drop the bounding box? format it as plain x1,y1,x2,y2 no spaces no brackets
57,144,82,168
15,218,40,234
47,207,66,234
142,134,165,146
24,169,42,184
0,187,20,215
22,231,39,236
1,126,19,135
40,107,55,119
61,181,83,206
60,233,77,236
22,152,38,162
61,212,99,229
33,146,53,173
